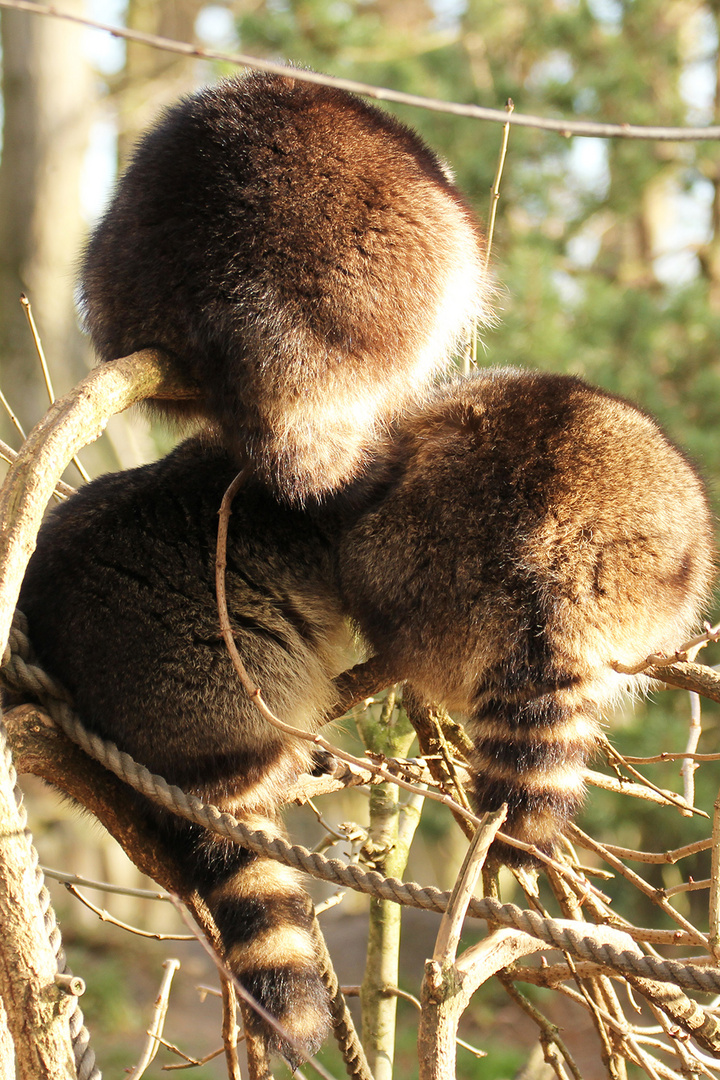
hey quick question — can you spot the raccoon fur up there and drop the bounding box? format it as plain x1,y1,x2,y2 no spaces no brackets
80,71,491,504
338,369,716,863
17,437,354,1063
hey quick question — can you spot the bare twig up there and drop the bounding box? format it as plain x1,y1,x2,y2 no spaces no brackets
709,791,720,961
221,977,242,1080
588,835,711,865
42,865,173,900
485,98,514,272
647,661,720,702
585,769,705,815
569,826,710,948
402,688,475,838
622,752,720,764
20,294,91,484
2,0,720,140
154,1033,225,1070
433,807,508,965
682,693,703,806
0,389,26,441
64,882,195,940
662,878,710,897
615,623,720,674
127,958,181,1079
600,740,706,818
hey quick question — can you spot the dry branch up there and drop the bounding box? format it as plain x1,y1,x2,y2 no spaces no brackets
0,350,195,661
0,714,76,1080
2,0,720,141
418,808,510,1080
126,958,180,1080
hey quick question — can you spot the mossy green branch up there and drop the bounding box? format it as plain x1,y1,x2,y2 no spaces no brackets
358,691,419,1080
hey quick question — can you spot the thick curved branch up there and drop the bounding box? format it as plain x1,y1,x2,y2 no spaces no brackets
0,350,196,663
646,661,720,703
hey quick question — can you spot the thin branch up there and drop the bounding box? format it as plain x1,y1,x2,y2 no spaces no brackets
585,769,705,815
682,694,703,807
600,740,706,817
485,99,514,271
568,825,711,947
433,807,507,965
152,1031,225,1070
662,879,710,898
20,295,57,406
709,790,720,961
622,752,720,764
20,294,91,484
220,977,242,1080
616,623,720,674
42,865,173,900
63,883,195,940
650,660,720,704
126,958,181,1080
1,0,720,140
0,389,26,442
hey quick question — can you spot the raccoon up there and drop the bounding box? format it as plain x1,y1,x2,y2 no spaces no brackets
17,437,355,1063
337,369,715,863
80,70,490,504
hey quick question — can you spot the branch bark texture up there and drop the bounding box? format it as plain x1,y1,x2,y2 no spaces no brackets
0,714,75,1079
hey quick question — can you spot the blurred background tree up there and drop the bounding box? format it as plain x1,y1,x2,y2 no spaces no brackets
1,1,720,1077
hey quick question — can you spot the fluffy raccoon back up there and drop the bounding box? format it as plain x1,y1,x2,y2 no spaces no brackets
339,369,715,862
18,437,353,1059
80,71,491,503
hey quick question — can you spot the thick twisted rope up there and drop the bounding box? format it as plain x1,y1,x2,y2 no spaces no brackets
4,613,720,1004
315,929,373,1079
0,624,99,1080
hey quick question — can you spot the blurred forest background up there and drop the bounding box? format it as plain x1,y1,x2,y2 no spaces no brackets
2,1,720,1077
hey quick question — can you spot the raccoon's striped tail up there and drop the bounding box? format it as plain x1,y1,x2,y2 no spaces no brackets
468,669,603,866
159,811,330,1067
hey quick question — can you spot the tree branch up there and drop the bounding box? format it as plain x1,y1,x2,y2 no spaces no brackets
0,349,195,662
1,1,720,140
0,712,76,1079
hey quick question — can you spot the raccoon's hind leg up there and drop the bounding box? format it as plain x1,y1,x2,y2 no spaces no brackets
467,651,603,867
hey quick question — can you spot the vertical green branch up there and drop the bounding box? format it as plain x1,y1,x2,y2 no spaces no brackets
357,691,420,1080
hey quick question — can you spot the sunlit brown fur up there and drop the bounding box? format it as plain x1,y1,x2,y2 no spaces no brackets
338,369,715,862
80,71,491,503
